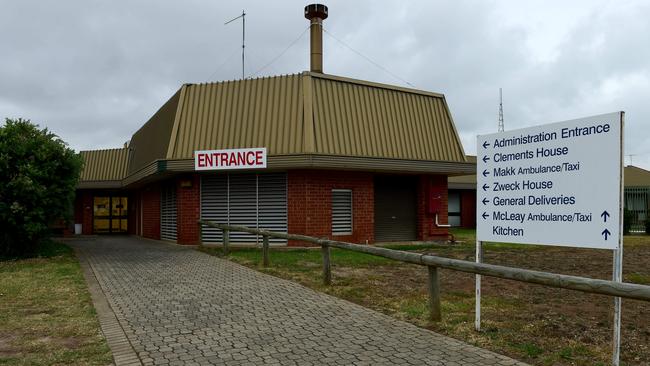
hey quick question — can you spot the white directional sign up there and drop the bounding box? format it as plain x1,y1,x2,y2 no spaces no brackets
476,112,623,249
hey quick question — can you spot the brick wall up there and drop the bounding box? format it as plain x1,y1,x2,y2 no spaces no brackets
288,170,374,246
141,183,161,240
176,174,200,245
417,175,449,241
128,192,138,235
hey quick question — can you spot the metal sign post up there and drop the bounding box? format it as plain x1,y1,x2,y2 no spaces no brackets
612,112,625,366
475,240,482,331
475,112,624,364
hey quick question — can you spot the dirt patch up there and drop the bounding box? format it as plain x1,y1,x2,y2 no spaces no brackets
0,333,19,357
232,238,650,365
35,336,84,350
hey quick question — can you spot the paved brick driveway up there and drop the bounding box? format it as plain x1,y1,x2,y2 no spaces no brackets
73,236,527,366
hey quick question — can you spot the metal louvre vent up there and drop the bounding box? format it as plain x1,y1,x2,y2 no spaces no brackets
200,175,228,242
228,174,258,244
200,173,287,245
332,189,353,235
258,174,288,244
161,183,177,240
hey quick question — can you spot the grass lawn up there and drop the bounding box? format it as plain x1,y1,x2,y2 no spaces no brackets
200,229,650,366
0,240,111,365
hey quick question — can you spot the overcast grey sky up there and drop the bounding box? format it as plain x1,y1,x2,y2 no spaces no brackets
2,0,649,169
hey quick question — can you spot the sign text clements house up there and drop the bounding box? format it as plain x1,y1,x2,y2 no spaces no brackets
195,148,267,171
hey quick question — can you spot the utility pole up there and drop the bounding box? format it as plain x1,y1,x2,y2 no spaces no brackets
225,10,246,79
498,88,504,132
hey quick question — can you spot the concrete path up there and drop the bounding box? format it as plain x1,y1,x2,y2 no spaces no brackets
72,236,527,366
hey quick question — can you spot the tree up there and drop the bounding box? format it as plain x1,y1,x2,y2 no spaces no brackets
0,118,83,257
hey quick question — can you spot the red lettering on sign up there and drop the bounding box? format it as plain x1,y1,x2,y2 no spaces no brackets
196,148,266,170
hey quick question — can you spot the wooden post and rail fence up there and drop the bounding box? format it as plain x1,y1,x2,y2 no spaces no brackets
198,220,650,322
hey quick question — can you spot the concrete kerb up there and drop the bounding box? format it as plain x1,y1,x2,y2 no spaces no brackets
75,246,142,366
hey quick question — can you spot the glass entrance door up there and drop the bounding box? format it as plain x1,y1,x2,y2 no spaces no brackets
93,196,128,234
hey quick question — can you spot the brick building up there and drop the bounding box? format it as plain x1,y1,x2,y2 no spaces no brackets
73,4,474,246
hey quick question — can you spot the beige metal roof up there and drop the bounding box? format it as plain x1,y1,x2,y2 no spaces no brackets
128,89,181,175
130,72,466,171
625,165,650,187
167,74,304,159
310,74,465,161
82,71,470,187
79,148,129,182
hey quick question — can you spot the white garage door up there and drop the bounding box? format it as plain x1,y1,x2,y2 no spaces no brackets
201,173,287,244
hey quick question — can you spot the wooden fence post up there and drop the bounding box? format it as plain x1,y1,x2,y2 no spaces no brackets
262,235,270,267
322,244,332,285
428,265,442,321
222,228,230,256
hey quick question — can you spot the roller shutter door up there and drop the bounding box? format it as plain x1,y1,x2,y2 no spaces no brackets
161,183,177,241
200,173,287,245
258,174,288,244
228,174,258,243
200,175,228,242
374,176,417,242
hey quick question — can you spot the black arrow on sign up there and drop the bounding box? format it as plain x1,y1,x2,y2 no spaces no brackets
482,212,489,219
482,169,490,177
482,198,489,205
602,229,611,240
482,184,489,191
482,141,490,149
601,211,610,222
482,155,490,163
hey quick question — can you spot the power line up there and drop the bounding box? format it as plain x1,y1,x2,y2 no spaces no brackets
207,47,241,81
249,26,310,78
322,28,416,88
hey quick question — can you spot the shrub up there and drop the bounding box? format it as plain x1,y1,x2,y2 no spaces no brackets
646,219,650,235
0,118,83,257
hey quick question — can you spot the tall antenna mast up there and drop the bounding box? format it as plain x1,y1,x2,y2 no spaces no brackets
498,87,505,132
225,10,246,79
627,154,636,166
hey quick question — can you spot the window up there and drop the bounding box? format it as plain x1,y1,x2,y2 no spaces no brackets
448,191,461,227
332,189,353,235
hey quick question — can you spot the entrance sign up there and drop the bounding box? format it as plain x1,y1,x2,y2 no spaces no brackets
476,112,623,249
195,148,267,171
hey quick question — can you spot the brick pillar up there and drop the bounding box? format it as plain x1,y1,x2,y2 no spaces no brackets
81,191,93,235
417,175,449,241
287,170,312,246
176,174,200,245
127,192,137,235
142,184,161,240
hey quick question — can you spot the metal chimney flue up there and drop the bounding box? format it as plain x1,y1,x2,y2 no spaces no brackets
304,4,328,73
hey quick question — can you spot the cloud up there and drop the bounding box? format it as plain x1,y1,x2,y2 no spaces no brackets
1,0,648,169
